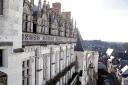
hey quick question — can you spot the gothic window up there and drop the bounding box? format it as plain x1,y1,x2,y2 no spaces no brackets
33,23,37,33
23,3,32,32
37,18,42,33
0,0,3,15
42,20,45,33
44,19,48,34
42,14,49,34
23,14,31,32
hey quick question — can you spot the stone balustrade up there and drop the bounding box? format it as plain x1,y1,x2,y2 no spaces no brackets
22,32,77,46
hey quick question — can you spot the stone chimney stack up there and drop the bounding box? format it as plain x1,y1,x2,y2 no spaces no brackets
62,12,71,21
52,2,61,15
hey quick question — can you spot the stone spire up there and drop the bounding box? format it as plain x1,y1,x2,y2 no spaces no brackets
31,0,34,7
43,0,47,8
47,1,50,9
43,0,47,13
38,0,42,11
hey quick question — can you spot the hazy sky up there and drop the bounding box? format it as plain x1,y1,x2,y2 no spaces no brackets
35,0,128,42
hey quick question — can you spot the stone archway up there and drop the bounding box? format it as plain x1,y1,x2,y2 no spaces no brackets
0,71,7,85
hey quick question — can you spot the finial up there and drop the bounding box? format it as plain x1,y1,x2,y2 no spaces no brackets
75,20,77,28
47,1,50,8
38,0,42,10
31,0,34,7
62,9,64,12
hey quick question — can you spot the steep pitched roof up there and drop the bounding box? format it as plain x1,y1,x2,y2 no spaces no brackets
106,48,114,56
121,65,128,77
74,30,84,51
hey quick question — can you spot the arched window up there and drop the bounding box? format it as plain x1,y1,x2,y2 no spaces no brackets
0,0,3,15
23,14,31,32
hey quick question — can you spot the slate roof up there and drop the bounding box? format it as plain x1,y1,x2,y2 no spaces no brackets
121,65,128,74
74,30,84,51
119,60,128,69
106,48,114,56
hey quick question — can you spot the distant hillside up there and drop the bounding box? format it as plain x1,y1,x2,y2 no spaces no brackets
82,40,125,52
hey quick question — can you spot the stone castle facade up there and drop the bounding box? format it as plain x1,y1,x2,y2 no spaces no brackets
0,0,78,85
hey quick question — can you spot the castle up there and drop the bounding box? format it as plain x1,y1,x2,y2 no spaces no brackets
0,0,78,85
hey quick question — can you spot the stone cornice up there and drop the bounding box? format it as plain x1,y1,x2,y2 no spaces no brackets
0,42,13,46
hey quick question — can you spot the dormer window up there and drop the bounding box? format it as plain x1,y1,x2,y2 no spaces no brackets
0,50,3,66
0,0,3,15
23,14,31,32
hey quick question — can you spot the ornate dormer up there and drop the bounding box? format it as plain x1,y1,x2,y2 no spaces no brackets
65,21,70,37
36,0,49,34
36,0,43,33
46,2,50,19
22,0,33,32
69,18,74,38
41,12,49,34
58,15,65,37
49,8,59,36
42,0,49,34
51,15,59,36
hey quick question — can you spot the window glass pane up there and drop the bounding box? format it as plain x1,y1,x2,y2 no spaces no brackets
27,77,30,85
0,50,3,66
0,0,3,15
27,69,30,75
22,61,25,68
22,71,25,77
22,79,25,85
27,60,30,67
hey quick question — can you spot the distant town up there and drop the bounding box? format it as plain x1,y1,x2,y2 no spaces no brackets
83,40,128,85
